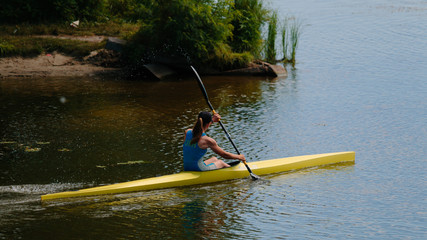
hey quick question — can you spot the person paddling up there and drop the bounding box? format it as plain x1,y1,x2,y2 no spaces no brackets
183,111,246,171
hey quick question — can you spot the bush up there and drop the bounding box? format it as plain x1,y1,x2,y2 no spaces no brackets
106,0,155,23
127,0,269,70
230,0,267,56
0,40,16,56
209,43,254,70
129,0,234,67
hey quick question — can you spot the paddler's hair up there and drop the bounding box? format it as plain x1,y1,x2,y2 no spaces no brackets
191,111,212,145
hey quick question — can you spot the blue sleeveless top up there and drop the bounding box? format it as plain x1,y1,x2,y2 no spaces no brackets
183,130,207,171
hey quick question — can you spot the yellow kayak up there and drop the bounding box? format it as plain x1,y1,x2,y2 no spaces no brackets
41,151,355,201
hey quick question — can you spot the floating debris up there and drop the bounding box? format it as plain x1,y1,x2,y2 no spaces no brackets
58,148,71,152
59,96,67,104
70,20,79,28
25,146,41,152
0,141,17,144
116,160,147,165
96,165,107,169
36,141,51,145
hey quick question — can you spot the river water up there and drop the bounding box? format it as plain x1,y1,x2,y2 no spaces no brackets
1,0,426,239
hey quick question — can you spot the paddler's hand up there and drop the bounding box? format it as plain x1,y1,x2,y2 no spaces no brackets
237,154,246,162
212,113,221,122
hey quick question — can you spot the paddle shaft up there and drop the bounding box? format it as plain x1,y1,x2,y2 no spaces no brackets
190,66,258,178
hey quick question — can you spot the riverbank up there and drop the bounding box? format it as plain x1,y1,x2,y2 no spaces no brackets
0,33,286,79
0,33,125,78
0,47,287,79
0,53,287,79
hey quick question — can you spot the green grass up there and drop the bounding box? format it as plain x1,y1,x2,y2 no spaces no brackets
210,43,254,70
0,36,106,58
0,21,139,58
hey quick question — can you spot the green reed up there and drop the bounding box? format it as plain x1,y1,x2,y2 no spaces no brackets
281,17,301,66
265,11,278,63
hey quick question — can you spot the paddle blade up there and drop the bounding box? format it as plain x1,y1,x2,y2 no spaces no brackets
250,173,261,180
242,161,260,180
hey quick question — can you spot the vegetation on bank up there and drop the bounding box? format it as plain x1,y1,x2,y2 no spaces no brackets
0,22,140,37
0,36,106,58
0,0,301,70
0,22,138,58
265,11,278,64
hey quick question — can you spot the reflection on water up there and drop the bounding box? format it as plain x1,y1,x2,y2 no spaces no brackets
0,76,274,186
1,0,427,238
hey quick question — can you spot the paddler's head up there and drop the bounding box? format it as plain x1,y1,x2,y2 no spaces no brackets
190,111,212,145
198,111,213,129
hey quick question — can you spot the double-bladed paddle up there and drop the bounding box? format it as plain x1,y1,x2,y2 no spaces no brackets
190,66,260,180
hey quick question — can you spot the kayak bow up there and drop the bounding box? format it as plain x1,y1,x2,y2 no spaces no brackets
41,151,355,201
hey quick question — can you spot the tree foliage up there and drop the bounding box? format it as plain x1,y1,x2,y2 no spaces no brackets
0,0,105,23
105,0,155,23
131,0,233,64
129,0,269,69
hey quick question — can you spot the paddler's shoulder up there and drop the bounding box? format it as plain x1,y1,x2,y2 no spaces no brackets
200,135,216,145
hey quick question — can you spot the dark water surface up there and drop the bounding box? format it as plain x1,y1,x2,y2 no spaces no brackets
1,0,426,239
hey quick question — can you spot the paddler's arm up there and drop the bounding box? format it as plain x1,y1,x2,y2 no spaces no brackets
206,137,246,161
209,113,246,161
